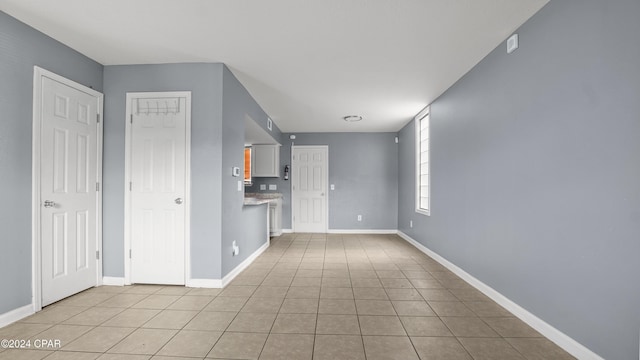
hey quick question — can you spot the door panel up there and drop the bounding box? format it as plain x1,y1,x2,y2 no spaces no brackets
52,213,67,278
292,147,328,233
41,76,98,306
76,210,89,270
130,95,187,285
76,134,90,193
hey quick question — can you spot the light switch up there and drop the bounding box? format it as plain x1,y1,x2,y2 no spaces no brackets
260,184,266,190
237,180,242,191
330,184,335,190
507,33,519,54
269,184,277,190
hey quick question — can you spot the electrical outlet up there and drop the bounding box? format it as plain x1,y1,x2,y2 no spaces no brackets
330,184,335,190
237,180,242,191
269,184,277,190
410,220,413,228
357,215,362,222
260,184,266,190
232,241,239,256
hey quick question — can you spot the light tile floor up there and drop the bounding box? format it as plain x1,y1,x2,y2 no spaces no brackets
0,234,575,360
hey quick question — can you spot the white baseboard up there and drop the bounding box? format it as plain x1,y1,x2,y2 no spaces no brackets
186,278,223,288
282,229,293,234
0,304,34,328
397,231,604,360
186,241,270,289
222,241,270,287
102,277,125,286
327,229,398,234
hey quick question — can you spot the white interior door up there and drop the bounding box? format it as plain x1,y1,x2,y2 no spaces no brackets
40,76,100,306
292,146,328,233
129,93,189,285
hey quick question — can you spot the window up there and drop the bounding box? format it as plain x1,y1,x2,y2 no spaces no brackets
415,106,430,215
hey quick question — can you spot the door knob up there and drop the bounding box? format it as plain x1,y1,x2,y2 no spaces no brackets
175,198,183,205
43,200,56,208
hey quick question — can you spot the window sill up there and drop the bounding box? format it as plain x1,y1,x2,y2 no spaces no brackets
415,208,430,216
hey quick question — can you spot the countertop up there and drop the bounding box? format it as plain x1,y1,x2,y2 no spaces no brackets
243,192,283,206
245,192,283,199
243,198,271,206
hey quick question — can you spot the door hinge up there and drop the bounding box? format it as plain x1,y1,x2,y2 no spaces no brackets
96,251,100,260
96,114,100,123
96,182,100,191
129,182,132,191
129,249,132,259
130,114,133,124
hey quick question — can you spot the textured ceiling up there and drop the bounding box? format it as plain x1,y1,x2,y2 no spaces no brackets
0,0,548,132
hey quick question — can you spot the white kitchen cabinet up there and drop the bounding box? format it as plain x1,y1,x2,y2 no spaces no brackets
269,198,282,236
251,144,280,177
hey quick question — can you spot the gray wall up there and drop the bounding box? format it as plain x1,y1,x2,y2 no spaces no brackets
103,63,224,279
241,203,269,259
0,12,103,314
220,66,282,276
397,1,640,359
251,133,399,231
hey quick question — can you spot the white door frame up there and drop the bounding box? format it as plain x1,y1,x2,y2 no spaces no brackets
291,145,329,233
31,66,104,312
123,91,191,285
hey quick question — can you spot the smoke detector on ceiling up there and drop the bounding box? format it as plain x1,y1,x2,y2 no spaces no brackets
343,115,363,122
